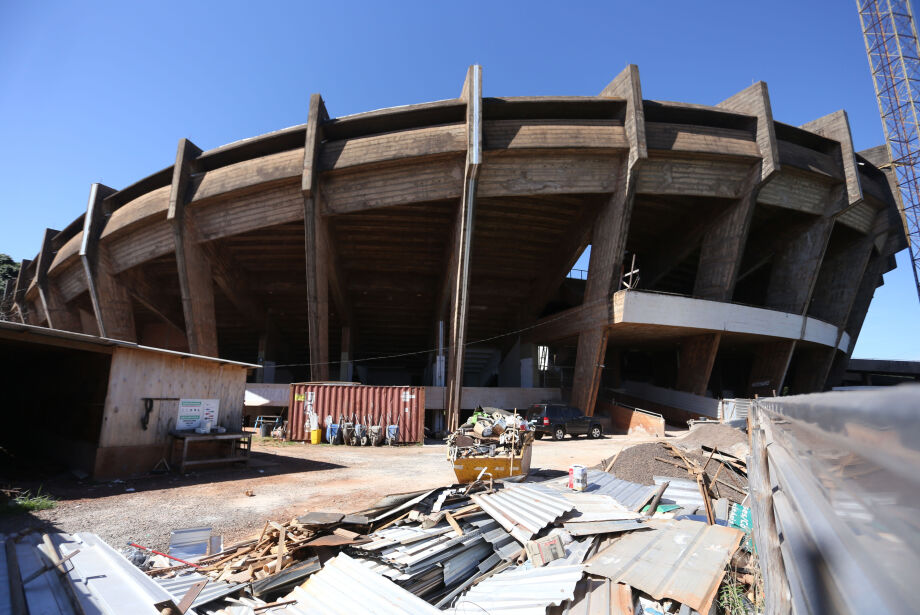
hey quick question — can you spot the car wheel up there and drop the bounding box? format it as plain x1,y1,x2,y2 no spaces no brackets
589,425,602,439
553,426,566,441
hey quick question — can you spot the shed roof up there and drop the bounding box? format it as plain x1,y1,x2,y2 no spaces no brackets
0,321,258,368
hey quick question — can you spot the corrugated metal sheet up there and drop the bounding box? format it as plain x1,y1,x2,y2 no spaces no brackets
9,532,180,615
288,383,424,443
543,470,657,512
549,491,641,523
562,520,648,536
585,519,743,613
471,485,575,543
272,553,441,615
654,476,704,510
155,572,245,608
547,576,633,615
450,564,584,614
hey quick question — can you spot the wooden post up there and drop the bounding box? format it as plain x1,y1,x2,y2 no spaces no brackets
168,138,218,357
81,182,138,341
446,65,482,432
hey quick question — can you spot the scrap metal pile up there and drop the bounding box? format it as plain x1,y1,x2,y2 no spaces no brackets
446,406,532,461
5,424,760,614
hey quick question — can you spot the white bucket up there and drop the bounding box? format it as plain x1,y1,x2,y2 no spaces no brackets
568,465,587,491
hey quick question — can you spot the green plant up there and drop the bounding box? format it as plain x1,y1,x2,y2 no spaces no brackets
718,582,749,615
7,487,56,513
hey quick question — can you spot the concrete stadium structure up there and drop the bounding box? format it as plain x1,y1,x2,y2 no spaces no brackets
8,65,906,425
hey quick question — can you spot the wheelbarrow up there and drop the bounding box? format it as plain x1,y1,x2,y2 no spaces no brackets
368,416,384,446
385,412,401,446
352,415,369,446
341,414,356,446
325,414,341,445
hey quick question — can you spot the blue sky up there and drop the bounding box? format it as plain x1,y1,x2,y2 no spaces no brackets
1,1,917,359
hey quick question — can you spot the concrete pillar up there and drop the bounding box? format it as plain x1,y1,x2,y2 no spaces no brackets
81,183,138,341
446,65,482,432
675,333,721,396
765,214,835,314
808,232,874,327
303,93,331,381
573,64,647,416
693,176,759,301
168,138,219,357
339,326,354,382
748,340,795,397
35,228,82,332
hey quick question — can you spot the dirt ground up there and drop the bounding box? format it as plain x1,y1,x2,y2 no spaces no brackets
3,431,680,551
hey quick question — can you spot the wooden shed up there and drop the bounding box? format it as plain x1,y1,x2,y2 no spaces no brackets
0,321,255,478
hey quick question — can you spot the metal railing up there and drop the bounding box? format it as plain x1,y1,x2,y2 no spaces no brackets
748,385,920,614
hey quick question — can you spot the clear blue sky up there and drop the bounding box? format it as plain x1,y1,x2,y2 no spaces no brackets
1,0,917,359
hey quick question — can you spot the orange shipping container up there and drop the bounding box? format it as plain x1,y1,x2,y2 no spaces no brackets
287,383,425,443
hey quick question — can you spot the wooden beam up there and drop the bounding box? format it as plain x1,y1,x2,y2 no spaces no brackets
80,183,138,341
303,93,331,381
168,138,219,357
35,228,82,332
446,65,482,431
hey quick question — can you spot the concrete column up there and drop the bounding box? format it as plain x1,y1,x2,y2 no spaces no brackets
808,232,874,327
339,325,354,382
748,340,795,397
765,214,836,314
35,228,82,332
81,183,137,341
446,65,482,431
303,93,331,381
675,333,721,396
572,64,647,416
792,346,836,394
168,139,218,357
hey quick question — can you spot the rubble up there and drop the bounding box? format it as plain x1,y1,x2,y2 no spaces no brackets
3,422,765,614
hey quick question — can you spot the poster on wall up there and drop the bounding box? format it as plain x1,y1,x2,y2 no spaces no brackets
176,399,220,431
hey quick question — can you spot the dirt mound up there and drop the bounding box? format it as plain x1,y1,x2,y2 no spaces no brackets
610,441,748,503
677,423,749,458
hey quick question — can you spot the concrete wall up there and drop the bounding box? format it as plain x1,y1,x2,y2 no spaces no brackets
95,346,248,477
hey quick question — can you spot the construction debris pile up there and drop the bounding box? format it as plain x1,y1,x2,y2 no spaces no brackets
446,406,532,461
5,423,760,614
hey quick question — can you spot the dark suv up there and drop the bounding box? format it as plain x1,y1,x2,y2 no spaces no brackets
527,404,603,440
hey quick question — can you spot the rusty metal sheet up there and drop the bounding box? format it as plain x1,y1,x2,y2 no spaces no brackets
585,519,743,613
547,576,634,615
288,383,424,443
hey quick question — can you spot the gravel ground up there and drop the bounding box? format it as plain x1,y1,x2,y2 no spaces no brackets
1,432,663,550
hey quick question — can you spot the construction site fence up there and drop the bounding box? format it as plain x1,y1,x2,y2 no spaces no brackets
748,384,919,615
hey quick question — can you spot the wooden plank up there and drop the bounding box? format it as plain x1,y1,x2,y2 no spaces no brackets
169,138,217,357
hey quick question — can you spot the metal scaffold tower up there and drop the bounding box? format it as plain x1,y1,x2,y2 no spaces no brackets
857,0,920,302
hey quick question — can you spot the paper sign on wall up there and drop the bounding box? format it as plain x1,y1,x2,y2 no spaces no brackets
176,399,220,430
